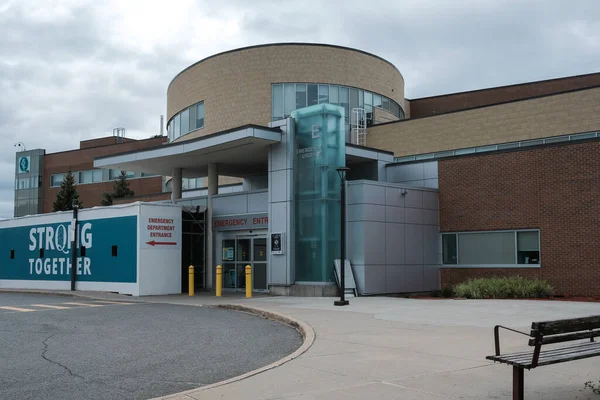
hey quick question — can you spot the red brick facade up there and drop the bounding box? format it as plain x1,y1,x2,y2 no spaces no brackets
409,72,600,118
42,136,167,213
438,140,600,296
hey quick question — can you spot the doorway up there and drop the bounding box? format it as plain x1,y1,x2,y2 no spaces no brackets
181,209,206,293
221,235,268,292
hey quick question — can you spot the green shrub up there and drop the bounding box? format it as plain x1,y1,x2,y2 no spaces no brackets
453,276,554,299
441,287,453,298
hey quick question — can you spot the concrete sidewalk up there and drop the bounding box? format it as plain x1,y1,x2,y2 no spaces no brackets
5,290,599,399
149,294,599,400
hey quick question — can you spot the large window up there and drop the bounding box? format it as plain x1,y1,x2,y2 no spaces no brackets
167,101,204,142
50,169,149,187
442,230,540,266
271,83,405,138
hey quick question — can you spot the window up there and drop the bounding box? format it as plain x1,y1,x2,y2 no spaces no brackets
517,231,540,264
339,87,349,119
307,84,318,106
382,97,390,111
272,84,283,121
92,169,103,182
442,234,457,265
349,88,359,113
459,232,515,264
364,91,373,106
329,86,338,105
442,230,540,266
51,174,64,187
318,85,328,104
296,84,307,109
17,178,30,190
174,114,181,138
284,84,295,117
373,94,382,108
80,170,93,184
109,169,121,180
180,108,190,134
196,102,204,129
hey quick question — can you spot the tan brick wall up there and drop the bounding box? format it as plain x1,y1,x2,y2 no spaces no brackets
438,140,600,296
368,87,600,156
373,107,399,124
167,44,405,142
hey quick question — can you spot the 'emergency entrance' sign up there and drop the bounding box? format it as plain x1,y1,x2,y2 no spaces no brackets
142,216,181,249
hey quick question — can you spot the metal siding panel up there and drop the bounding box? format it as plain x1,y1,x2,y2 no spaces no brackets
405,208,423,225
405,224,424,264
385,223,405,265
405,264,425,292
385,187,406,207
404,189,423,209
363,221,386,265
386,265,406,293
385,206,405,223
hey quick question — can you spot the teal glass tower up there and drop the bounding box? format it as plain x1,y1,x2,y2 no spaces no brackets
292,104,346,282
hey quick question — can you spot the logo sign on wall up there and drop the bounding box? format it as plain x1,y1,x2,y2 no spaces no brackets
270,232,284,255
18,156,30,173
0,216,138,282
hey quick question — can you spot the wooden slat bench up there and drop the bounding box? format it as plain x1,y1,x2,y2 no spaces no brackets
486,315,600,400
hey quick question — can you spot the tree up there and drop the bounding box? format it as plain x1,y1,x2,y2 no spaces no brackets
52,170,82,212
101,170,135,206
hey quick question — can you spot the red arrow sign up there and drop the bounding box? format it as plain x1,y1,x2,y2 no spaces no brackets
146,241,177,246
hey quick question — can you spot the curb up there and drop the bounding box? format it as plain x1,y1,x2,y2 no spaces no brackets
153,304,316,400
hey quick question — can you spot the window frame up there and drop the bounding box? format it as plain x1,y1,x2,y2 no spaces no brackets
441,229,541,268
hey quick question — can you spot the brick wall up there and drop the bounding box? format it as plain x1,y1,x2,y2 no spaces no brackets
438,140,600,296
42,136,167,213
167,44,405,141
368,86,600,156
409,72,600,118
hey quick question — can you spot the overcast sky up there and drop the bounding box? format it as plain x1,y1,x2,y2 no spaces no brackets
1,0,599,218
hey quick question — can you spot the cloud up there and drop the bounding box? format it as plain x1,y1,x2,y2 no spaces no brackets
0,0,599,218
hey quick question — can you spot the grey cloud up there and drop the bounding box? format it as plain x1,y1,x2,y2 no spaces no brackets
1,0,599,218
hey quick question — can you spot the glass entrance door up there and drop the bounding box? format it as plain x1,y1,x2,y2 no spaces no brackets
221,235,268,292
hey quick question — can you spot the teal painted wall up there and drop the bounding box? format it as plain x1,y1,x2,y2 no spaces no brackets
0,216,137,283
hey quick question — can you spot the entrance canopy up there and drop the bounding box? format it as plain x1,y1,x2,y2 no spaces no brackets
94,125,282,178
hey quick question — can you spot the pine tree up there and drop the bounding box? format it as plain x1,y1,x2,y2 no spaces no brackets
101,170,135,206
52,170,82,212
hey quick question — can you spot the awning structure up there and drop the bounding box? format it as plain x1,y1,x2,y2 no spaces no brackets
94,125,282,178
346,143,394,165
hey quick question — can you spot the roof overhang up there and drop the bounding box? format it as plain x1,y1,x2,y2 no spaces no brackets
94,125,281,178
346,144,394,165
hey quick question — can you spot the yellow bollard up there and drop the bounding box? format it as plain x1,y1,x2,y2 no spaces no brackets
188,265,194,296
245,265,252,298
216,265,222,297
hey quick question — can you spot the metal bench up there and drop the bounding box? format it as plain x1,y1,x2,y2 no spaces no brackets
486,315,600,400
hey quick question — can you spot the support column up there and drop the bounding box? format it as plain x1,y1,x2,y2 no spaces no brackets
171,167,182,203
206,163,218,290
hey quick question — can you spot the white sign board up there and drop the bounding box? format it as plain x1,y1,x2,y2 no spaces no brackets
142,216,181,250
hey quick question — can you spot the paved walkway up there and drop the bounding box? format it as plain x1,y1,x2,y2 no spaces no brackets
4,289,599,399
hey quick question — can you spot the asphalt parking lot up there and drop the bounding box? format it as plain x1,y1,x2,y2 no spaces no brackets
0,293,302,400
